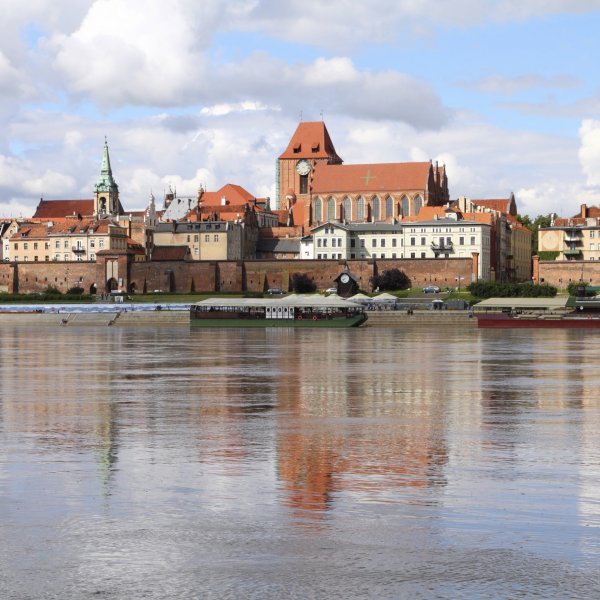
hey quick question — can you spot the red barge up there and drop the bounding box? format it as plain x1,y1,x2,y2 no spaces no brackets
474,297,600,329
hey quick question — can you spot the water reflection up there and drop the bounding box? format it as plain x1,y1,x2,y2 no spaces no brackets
1,324,600,597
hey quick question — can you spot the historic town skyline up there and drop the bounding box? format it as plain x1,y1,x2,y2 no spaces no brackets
1,1,600,219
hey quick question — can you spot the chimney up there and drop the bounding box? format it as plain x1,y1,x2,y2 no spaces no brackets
581,203,587,218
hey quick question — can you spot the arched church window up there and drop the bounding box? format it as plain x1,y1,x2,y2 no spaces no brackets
414,195,423,216
327,197,336,221
372,196,380,220
401,195,409,217
357,196,365,220
343,196,352,221
385,196,393,219
313,197,322,222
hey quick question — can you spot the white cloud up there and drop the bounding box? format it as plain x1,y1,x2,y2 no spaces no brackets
462,74,580,95
578,119,600,187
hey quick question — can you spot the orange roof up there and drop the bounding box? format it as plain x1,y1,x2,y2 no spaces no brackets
311,162,433,194
279,121,342,161
32,199,94,219
471,197,516,216
200,183,256,207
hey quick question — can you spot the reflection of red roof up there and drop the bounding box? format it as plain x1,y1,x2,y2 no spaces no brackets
312,162,433,194
279,121,342,161
32,199,94,219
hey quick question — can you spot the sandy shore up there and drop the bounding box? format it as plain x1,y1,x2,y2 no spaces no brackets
0,308,475,327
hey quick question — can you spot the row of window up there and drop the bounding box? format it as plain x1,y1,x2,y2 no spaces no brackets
12,254,96,262
315,252,451,260
15,239,105,250
313,195,423,221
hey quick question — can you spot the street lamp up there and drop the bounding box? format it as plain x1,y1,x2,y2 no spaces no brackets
456,276,465,292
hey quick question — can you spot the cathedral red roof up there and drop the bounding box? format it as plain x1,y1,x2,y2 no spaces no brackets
32,199,94,220
311,162,433,194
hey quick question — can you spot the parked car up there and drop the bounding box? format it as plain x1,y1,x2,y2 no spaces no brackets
423,285,440,293
324,287,337,294
267,288,284,295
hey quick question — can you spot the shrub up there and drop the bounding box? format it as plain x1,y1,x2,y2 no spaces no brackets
567,282,595,297
66,286,84,295
43,285,62,296
290,273,316,293
468,281,557,299
370,268,411,291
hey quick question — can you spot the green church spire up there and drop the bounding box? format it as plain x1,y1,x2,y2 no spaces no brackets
95,138,118,193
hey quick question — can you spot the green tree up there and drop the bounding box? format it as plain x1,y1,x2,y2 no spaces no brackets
290,273,317,293
370,268,411,291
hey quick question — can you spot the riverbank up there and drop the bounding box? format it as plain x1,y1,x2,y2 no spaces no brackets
0,309,475,327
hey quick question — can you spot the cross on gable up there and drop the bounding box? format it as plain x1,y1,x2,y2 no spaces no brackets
360,169,376,186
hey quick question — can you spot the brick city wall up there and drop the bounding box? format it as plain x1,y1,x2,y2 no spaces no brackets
0,257,474,294
538,260,600,288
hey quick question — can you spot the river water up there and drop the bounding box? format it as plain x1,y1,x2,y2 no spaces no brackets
1,324,599,599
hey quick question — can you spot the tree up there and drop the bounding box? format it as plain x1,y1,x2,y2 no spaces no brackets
290,273,316,293
370,268,411,291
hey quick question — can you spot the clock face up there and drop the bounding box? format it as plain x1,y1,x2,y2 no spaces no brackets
340,274,350,284
296,160,311,176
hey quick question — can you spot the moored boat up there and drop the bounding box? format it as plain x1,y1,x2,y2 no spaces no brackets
190,295,367,327
474,297,600,329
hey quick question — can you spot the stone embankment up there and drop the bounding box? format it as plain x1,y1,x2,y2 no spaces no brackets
0,309,475,327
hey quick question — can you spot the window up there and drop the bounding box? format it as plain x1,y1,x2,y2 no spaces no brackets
24,256,28,262
414,195,423,215
410,237,416,246
14,243,18,250
187,235,190,242
372,239,377,247
421,237,426,246
343,196,352,220
313,198,322,222
410,252,415,258
194,234,199,242
323,239,328,247
351,253,356,259
34,256,38,261
357,196,365,220
591,231,596,238
45,242,49,250
214,234,219,241
421,252,426,258
24,243,28,250
392,238,397,247
90,253,95,261
34,243,38,250
64,240,68,248
470,236,476,245
401,195,409,216
195,247,199,255
385,196,393,219
332,238,336,248
64,253,69,260
300,174,308,194
99,239,104,248
204,234,209,242
317,238,322,247
350,239,356,248
338,238,342,247
360,239,365,248
381,239,385,247
327,197,335,221
392,253,397,258
372,197,380,220
459,236,464,245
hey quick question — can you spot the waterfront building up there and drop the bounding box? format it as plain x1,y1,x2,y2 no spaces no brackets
538,204,600,262
11,217,130,263
276,121,449,229
306,215,491,280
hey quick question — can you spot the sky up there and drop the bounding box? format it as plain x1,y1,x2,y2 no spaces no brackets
2,0,600,219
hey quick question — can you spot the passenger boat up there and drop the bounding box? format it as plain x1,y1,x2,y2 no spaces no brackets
190,295,367,327
474,297,600,329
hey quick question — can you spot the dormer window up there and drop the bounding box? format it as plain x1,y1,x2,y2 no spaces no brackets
311,143,319,152
293,143,301,154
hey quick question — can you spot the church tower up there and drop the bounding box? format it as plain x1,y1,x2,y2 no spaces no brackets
94,139,123,217
277,121,342,213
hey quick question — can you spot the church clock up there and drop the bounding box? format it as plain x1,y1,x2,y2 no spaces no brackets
296,160,312,176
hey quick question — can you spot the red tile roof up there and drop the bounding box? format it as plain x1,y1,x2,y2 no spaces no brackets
279,121,342,161
32,199,95,219
471,197,516,216
199,183,256,207
151,245,189,261
311,162,433,194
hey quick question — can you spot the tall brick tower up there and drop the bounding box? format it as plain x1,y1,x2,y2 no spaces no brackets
277,121,342,227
